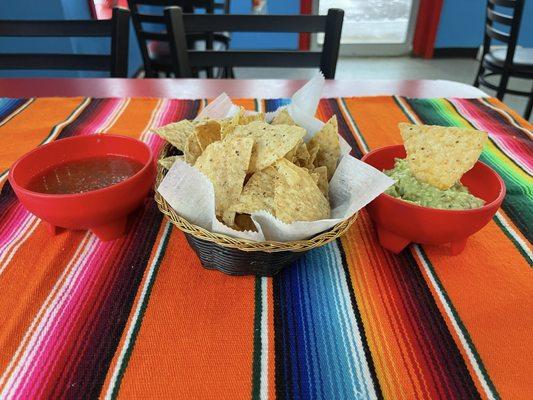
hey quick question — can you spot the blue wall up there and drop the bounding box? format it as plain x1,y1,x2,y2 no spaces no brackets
0,0,142,77
229,0,299,50
435,0,533,48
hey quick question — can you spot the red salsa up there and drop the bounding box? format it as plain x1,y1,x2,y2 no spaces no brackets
27,155,144,194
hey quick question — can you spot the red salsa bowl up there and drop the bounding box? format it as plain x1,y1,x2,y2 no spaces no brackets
361,145,506,255
8,134,156,241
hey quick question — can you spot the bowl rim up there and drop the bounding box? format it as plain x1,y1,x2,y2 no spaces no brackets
361,144,507,214
8,134,154,199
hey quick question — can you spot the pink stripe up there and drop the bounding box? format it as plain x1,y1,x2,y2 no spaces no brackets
21,240,115,398
451,99,533,173
78,98,127,136
0,205,32,254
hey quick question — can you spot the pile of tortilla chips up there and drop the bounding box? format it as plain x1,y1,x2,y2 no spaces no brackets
153,107,341,231
399,122,488,189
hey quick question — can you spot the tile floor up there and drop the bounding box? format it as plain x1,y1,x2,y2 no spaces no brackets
234,56,532,120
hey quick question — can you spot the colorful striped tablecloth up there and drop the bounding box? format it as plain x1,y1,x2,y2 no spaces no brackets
0,96,531,400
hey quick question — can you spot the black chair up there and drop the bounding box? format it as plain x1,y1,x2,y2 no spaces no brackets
474,0,533,120
164,6,344,79
128,0,232,78
0,8,130,77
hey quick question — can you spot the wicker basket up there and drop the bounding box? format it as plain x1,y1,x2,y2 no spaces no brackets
154,144,357,276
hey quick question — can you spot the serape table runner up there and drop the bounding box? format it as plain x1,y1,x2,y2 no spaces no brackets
0,96,531,400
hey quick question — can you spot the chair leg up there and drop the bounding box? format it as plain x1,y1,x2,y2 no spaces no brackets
525,88,532,121
222,67,235,79
496,73,509,100
473,64,484,87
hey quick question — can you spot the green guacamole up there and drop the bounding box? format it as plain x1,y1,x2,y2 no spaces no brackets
384,158,484,210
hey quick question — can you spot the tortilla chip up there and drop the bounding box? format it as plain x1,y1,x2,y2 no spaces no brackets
309,116,341,180
307,142,320,169
219,113,240,139
158,155,184,170
152,120,195,151
271,108,296,126
194,136,254,226
273,159,330,223
310,166,329,198
195,120,221,151
229,121,306,173
239,110,266,125
229,166,277,215
399,123,488,190
294,142,310,167
284,139,302,162
184,132,203,164
233,214,258,232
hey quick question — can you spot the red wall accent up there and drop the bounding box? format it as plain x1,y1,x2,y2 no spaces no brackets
299,0,312,50
413,0,444,58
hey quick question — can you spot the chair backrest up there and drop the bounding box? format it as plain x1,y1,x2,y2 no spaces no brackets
164,6,344,79
0,8,130,77
483,0,525,67
128,0,230,77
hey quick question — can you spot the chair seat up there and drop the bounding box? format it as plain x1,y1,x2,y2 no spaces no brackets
484,47,533,73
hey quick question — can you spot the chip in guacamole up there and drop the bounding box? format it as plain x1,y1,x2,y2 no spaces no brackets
384,158,484,210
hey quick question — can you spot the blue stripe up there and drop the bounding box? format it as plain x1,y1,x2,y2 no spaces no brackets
0,98,26,121
276,242,375,399
264,98,290,113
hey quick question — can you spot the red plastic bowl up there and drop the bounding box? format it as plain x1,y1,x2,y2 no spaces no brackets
361,145,505,255
8,135,156,241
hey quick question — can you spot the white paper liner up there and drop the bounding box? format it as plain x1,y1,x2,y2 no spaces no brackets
157,74,394,242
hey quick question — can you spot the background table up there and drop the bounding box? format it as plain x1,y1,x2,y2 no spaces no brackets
0,80,531,400
0,78,487,98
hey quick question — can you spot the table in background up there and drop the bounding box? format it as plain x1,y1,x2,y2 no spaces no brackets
0,78,487,98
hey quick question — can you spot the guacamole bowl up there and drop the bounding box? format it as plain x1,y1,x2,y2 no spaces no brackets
362,145,505,255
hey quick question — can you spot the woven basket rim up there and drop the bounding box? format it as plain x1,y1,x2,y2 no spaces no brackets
154,143,357,253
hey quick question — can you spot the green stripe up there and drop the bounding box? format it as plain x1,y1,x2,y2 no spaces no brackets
251,277,263,400
110,223,173,399
416,246,501,400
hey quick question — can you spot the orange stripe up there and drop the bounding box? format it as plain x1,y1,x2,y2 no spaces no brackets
116,230,256,399
105,98,161,139
341,97,411,149
267,278,276,400
100,221,169,398
410,248,490,400
233,98,257,111
0,98,84,172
